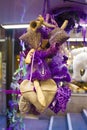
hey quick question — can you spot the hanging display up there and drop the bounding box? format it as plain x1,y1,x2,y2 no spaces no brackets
18,14,71,114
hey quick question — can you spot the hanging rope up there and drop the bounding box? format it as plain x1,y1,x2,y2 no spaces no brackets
42,0,50,16
29,51,35,84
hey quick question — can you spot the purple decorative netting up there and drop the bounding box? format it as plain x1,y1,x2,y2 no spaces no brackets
49,85,71,113
23,44,58,81
49,53,71,83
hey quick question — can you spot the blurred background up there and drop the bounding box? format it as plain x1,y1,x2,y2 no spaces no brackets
0,0,87,129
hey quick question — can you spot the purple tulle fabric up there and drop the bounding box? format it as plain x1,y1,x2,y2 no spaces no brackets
49,85,71,113
49,53,71,84
18,42,71,89
23,44,58,81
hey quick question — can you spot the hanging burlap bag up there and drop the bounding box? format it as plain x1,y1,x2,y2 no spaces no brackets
19,79,57,113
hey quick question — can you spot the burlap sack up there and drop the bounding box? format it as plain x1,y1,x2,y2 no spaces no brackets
49,28,69,45
19,95,31,114
19,79,57,113
19,29,41,49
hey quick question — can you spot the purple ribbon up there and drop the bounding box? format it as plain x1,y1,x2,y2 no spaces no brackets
0,89,21,94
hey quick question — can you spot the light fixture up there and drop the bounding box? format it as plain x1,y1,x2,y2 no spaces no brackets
67,38,87,41
1,24,29,29
0,39,6,42
71,45,75,49
80,23,87,28
75,23,87,28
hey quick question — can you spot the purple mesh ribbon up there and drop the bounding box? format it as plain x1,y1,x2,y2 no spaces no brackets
49,85,71,113
1,89,21,94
